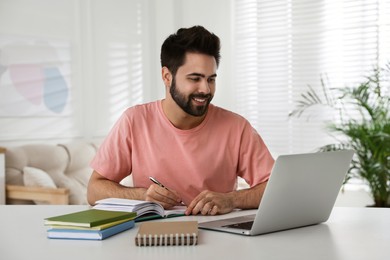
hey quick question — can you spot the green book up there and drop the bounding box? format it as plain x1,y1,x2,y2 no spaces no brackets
46,216,135,231
44,209,137,228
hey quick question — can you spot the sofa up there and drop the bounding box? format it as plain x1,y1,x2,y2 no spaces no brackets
4,142,98,205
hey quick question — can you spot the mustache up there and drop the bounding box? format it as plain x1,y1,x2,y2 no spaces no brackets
190,93,212,100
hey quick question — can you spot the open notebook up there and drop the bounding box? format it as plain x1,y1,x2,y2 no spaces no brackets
93,198,186,222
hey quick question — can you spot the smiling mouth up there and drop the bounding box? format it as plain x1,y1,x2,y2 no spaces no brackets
193,97,207,103
191,94,211,105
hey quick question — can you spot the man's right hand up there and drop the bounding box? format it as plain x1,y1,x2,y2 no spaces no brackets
144,184,183,209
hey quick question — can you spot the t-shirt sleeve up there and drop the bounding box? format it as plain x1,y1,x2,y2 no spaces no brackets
90,110,133,183
237,122,274,187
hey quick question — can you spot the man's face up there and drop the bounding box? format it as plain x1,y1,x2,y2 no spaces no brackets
169,52,217,117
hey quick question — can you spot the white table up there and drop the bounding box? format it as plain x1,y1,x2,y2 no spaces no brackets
1,206,389,260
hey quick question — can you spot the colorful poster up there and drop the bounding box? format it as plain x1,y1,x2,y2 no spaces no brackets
0,35,71,116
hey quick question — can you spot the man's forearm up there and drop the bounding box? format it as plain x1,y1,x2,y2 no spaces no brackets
230,181,268,209
87,173,146,205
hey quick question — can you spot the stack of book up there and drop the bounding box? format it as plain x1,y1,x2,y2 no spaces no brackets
44,209,137,240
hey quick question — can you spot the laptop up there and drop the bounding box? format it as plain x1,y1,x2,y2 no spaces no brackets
198,150,354,236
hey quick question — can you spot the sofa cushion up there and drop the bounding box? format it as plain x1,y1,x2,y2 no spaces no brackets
55,142,97,205
23,166,57,204
23,166,57,188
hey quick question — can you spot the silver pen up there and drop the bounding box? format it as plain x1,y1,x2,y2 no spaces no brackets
149,176,185,205
149,176,169,190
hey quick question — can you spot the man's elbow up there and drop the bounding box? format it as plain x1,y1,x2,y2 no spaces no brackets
87,180,97,206
86,170,101,206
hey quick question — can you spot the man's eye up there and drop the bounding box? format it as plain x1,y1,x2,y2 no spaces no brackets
208,78,216,83
189,77,200,82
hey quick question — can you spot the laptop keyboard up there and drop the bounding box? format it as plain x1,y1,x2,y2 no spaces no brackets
223,221,254,230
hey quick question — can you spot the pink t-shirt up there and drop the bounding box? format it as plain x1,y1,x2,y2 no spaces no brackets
90,100,274,205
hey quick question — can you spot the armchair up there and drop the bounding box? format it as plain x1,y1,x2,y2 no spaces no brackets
3,142,98,205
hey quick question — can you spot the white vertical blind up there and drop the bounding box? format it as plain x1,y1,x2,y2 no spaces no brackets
233,0,390,157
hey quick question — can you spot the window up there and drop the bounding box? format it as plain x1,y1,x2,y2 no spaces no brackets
233,0,390,157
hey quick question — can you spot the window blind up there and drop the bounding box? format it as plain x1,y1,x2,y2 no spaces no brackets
233,0,390,157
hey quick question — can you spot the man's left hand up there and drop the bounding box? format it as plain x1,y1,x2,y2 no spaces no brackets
185,190,234,216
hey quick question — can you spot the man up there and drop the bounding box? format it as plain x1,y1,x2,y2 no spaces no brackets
87,26,274,216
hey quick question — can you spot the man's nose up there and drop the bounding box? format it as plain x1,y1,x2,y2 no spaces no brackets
198,79,211,94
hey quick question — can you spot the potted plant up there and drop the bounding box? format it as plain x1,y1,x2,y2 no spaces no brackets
290,64,390,207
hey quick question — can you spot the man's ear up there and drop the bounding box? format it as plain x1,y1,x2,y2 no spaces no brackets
161,67,172,87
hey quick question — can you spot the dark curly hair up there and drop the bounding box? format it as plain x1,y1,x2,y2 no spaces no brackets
160,25,221,76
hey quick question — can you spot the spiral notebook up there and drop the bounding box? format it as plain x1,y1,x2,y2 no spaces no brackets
135,221,198,246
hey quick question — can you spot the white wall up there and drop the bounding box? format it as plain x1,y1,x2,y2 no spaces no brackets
0,0,82,145
0,0,233,147
0,151,4,204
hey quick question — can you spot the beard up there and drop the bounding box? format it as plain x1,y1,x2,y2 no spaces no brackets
169,77,213,117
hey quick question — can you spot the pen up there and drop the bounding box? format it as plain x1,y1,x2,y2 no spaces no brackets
149,176,185,205
149,176,169,190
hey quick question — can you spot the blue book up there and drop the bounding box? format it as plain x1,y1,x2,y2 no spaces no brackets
47,220,135,240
